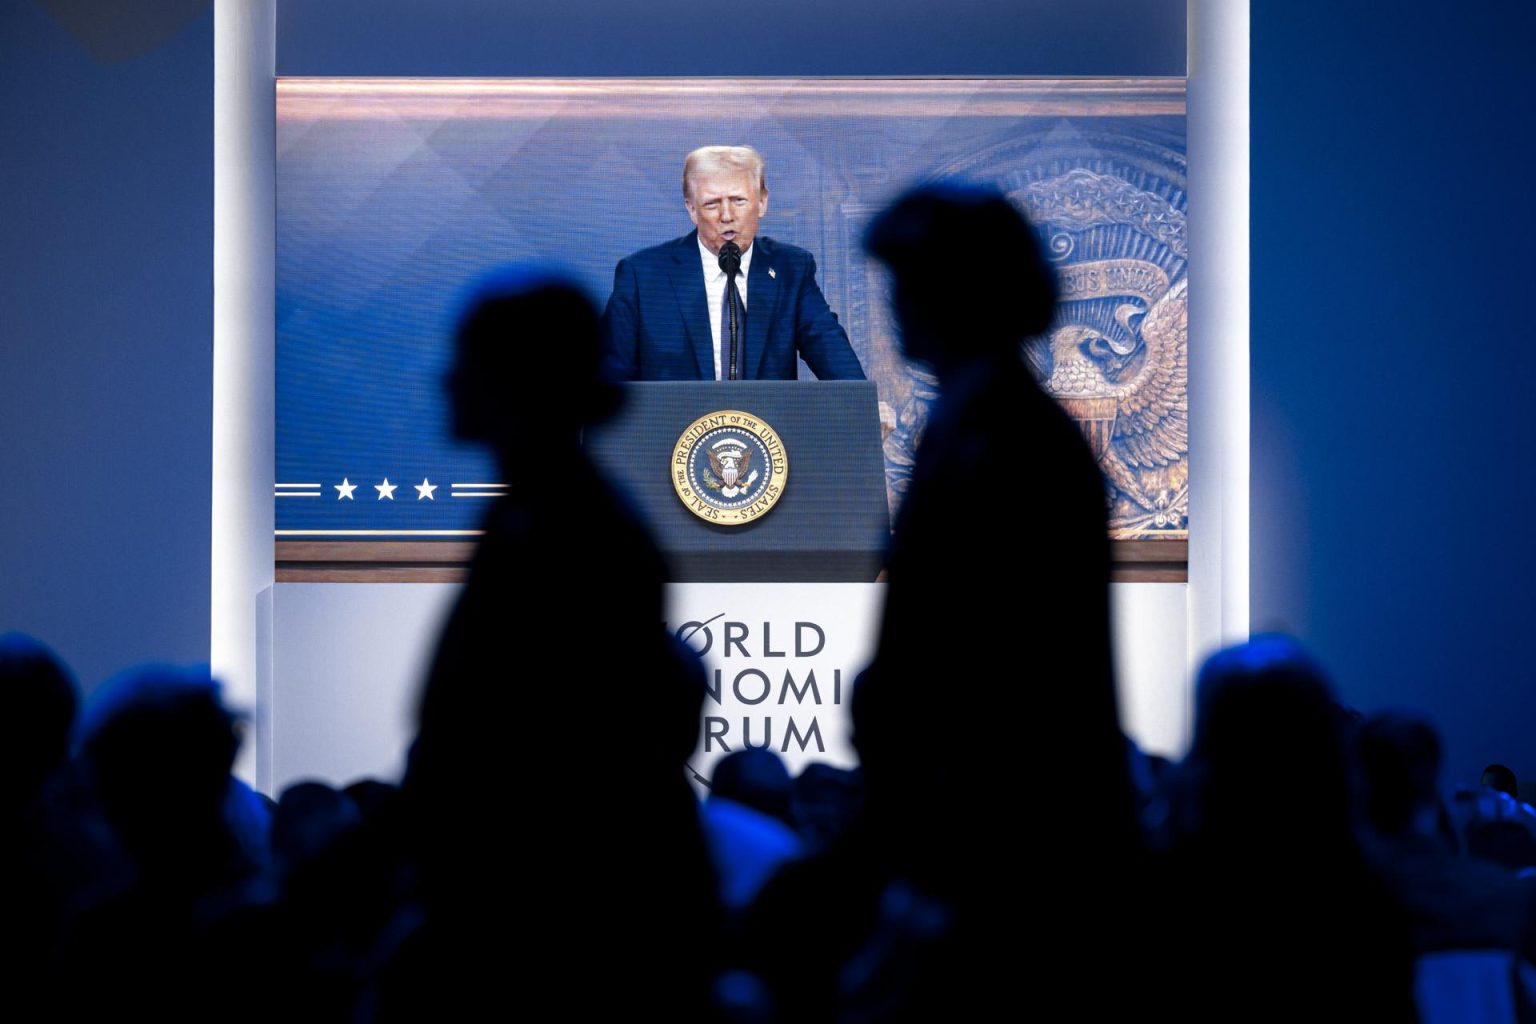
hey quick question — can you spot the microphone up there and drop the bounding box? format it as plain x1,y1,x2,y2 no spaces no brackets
718,240,744,379
717,240,742,276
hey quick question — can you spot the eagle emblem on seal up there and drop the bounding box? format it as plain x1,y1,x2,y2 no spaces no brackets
1045,276,1187,525
706,440,757,498
1017,166,1190,536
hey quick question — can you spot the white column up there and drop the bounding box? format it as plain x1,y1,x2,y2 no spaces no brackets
212,0,276,782
1186,0,1250,682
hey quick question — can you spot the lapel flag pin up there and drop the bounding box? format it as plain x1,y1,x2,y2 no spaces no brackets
768,267,776,279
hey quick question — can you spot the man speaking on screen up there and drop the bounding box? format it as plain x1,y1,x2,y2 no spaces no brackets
601,145,866,382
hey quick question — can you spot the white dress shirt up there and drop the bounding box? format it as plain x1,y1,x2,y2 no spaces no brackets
698,237,754,380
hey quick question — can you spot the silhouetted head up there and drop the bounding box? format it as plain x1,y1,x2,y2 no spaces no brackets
0,632,78,798
710,748,794,826
849,661,894,783
1480,763,1518,799
864,182,1058,372
1189,634,1354,838
791,762,865,849
664,630,714,767
77,664,242,857
1357,710,1443,837
344,777,399,821
273,780,362,876
447,265,622,459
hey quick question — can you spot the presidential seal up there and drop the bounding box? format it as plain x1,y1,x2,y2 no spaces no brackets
672,410,788,525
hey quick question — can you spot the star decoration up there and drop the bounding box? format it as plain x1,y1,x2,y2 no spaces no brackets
415,478,438,500
335,478,357,500
376,478,397,500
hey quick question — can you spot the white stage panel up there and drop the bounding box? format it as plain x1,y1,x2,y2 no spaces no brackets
263,581,1190,793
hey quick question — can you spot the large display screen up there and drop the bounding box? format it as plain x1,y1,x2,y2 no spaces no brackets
276,77,1187,542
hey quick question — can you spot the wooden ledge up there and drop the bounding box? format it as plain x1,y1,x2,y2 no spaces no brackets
276,538,1187,584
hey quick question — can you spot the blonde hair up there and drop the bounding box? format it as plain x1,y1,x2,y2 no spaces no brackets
682,146,767,201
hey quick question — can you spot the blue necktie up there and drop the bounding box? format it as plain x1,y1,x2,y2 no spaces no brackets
720,272,745,380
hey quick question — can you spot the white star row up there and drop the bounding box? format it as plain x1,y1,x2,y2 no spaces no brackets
274,479,508,500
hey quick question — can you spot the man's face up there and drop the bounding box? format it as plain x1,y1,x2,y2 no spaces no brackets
686,166,768,255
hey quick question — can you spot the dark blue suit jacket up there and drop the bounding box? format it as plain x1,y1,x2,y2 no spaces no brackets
601,232,865,381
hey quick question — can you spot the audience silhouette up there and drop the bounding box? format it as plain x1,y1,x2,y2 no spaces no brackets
701,750,805,922
65,665,270,1019
1162,635,1419,1021
5,212,1535,1022
0,632,77,801
1360,711,1536,964
1,634,122,1017
1484,764,1521,800
740,183,1142,1021
866,182,1139,1010
858,181,1137,866
388,265,720,1018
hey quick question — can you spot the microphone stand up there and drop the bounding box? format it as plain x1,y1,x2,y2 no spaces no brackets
719,240,742,380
